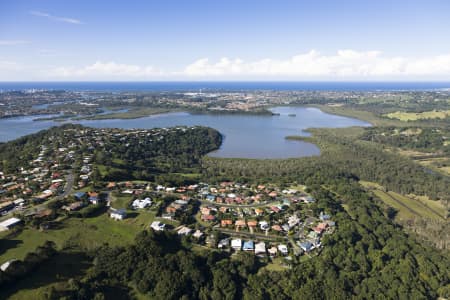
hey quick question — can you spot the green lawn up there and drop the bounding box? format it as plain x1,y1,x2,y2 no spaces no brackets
110,192,133,209
418,157,450,176
1,252,91,300
372,190,417,220
386,191,444,220
259,257,290,273
0,211,156,263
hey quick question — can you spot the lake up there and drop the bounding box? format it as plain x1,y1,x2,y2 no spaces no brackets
0,106,370,159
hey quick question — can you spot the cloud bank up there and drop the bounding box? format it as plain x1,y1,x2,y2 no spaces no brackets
0,49,441,81
183,50,450,79
47,50,450,80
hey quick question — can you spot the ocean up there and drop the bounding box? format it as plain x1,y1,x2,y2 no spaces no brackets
0,81,449,92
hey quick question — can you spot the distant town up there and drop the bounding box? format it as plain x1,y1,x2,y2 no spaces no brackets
1,88,449,120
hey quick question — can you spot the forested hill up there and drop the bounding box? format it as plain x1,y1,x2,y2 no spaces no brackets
0,124,222,181
30,171,450,299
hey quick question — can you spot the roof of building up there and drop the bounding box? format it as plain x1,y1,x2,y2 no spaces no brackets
111,208,127,215
243,240,254,250
254,242,266,253
73,191,86,198
0,217,21,228
231,239,242,248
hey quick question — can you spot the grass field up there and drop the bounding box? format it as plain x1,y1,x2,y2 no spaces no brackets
0,206,159,299
360,181,446,221
0,210,156,263
417,157,450,176
384,110,450,121
260,257,290,272
110,191,133,209
1,252,91,300
313,104,403,126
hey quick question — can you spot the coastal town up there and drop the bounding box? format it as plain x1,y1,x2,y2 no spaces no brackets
2,88,449,120
0,126,335,270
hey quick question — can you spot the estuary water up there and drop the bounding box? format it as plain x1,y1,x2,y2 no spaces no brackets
0,106,370,159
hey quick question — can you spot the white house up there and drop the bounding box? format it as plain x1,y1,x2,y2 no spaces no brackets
259,221,269,231
193,230,204,239
0,217,22,231
231,239,242,251
218,238,230,249
0,259,17,271
150,221,166,231
132,197,152,209
177,226,192,235
110,209,127,220
255,242,266,256
277,244,289,256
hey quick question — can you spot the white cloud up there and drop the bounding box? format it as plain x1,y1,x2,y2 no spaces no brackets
51,61,162,78
6,50,450,80
182,50,450,79
30,11,84,25
0,40,30,46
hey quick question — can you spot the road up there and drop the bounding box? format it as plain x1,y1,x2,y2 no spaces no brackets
19,170,75,216
56,171,74,200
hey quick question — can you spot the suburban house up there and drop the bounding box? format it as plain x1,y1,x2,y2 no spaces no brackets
177,226,192,235
259,221,269,230
150,221,166,231
110,208,127,220
319,212,331,221
0,259,17,272
218,238,230,249
89,196,100,204
132,198,152,209
64,201,85,212
247,220,257,228
221,219,233,227
277,244,289,255
254,242,266,256
201,214,216,222
73,191,86,200
235,220,246,228
192,230,204,239
0,217,22,231
243,240,254,252
231,239,242,251
268,246,278,257
299,241,313,252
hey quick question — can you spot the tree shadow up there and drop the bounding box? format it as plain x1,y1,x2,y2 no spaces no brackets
0,251,92,299
126,212,139,219
0,239,23,256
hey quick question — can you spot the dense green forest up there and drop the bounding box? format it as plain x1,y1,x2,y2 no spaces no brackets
360,126,450,153
203,128,450,201
1,124,449,299
8,174,448,299
91,127,222,182
0,124,222,183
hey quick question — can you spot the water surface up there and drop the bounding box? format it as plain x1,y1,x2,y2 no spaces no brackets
0,107,370,159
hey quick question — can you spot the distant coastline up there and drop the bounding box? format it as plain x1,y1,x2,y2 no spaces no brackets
1,81,450,92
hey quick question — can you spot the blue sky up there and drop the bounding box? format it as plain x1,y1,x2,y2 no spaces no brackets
1,0,450,81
